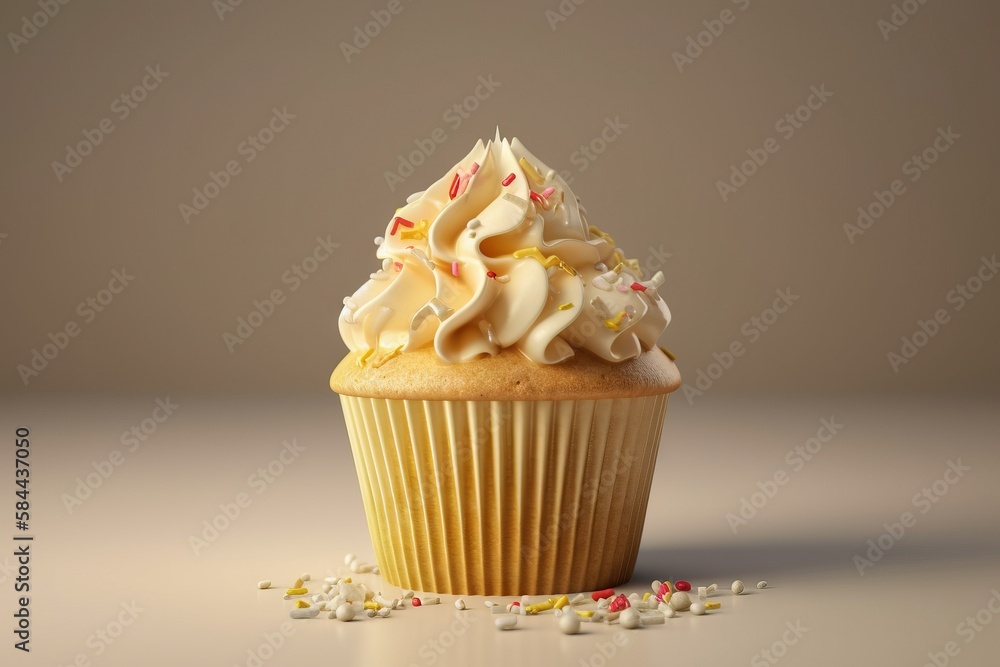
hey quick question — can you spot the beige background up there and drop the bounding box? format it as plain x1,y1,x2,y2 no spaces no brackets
2,0,999,394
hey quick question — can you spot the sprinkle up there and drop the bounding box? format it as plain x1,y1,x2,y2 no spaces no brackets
630,282,647,292
541,186,555,198
470,162,480,174
608,594,630,612
452,261,460,276
409,247,435,270
371,345,404,369
529,191,547,205
588,225,616,247
552,595,570,609
393,261,403,271
410,298,454,330
605,311,627,331
294,600,311,608
400,218,429,241
611,262,624,274
457,172,472,197
616,284,629,292
705,601,722,610
486,270,497,279
512,247,577,276
285,588,308,596
257,580,271,589
557,302,574,311
659,346,677,361
374,236,384,246
390,217,415,235
449,173,461,199
592,589,615,602
519,157,544,184
357,349,374,367
467,218,481,229
411,597,421,607
501,172,516,186
576,610,595,618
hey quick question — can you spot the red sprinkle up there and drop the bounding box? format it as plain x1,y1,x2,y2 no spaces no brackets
511,601,520,607
449,173,461,199
675,580,691,592
486,270,497,279
390,217,415,235
411,597,421,607
608,594,630,612
529,191,546,205
470,162,480,174
630,282,647,291
501,172,516,186
394,262,403,272
591,588,615,602
656,581,672,601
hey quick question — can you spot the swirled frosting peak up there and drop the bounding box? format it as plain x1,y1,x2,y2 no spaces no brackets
339,134,671,366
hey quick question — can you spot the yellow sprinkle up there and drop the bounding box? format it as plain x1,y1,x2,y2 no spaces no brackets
512,247,577,276
526,599,555,614
605,311,627,331
611,262,624,274
357,349,374,367
557,302,574,311
292,578,304,589
642,592,651,602
659,345,677,361
705,601,721,610
400,218,429,240
342,577,351,583
371,344,404,369
363,601,382,610
519,157,544,184
588,225,617,248
576,610,596,618
552,595,570,610
294,600,311,608
285,588,308,596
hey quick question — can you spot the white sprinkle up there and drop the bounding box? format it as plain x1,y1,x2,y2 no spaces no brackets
732,580,745,595
559,611,581,634
707,583,718,594
374,236,385,246
691,603,706,616
651,580,662,594
698,586,708,599
290,607,320,619
757,581,768,589
494,615,517,631
377,607,391,618
668,591,691,611
422,597,441,605
335,603,355,622
300,573,311,581
257,580,271,589
570,593,586,606
484,601,496,608
344,553,357,566
620,608,641,629
455,599,466,610
402,590,415,600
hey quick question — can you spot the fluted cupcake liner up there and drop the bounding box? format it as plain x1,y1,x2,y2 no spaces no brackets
340,394,670,596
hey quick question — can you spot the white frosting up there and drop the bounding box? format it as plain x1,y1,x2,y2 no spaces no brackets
339,134,671,365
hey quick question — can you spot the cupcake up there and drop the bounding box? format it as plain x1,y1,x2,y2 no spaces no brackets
330,132,679,595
